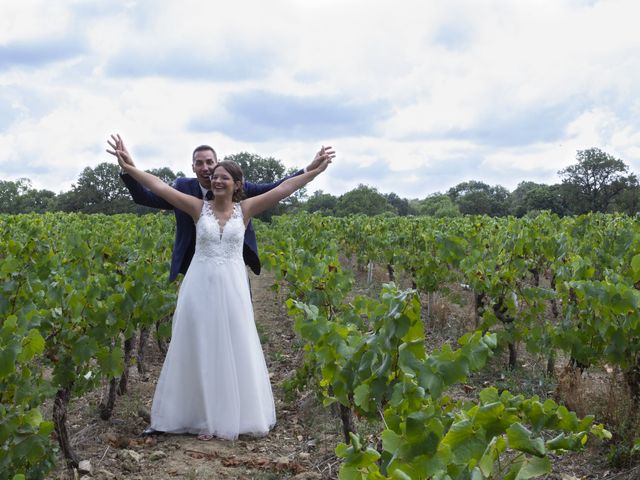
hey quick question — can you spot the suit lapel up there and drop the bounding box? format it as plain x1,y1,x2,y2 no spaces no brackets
190,179,204,199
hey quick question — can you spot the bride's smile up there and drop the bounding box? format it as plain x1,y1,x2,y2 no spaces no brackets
210,167,238,196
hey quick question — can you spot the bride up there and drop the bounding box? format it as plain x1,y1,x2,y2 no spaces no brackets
110,139,334,440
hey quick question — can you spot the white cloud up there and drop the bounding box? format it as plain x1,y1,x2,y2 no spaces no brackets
1,0,639,198
0,1,73,41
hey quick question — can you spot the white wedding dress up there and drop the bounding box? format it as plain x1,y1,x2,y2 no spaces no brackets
150,202,276,440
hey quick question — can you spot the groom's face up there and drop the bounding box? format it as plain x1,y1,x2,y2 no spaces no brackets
192,150,217,188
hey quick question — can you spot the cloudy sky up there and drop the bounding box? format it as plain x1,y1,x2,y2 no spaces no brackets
1,0,638,199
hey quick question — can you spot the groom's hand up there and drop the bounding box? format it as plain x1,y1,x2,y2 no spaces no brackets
106,133,136,168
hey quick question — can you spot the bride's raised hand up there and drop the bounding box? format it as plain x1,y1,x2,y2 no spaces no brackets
307,146,335,175
305,145,336,172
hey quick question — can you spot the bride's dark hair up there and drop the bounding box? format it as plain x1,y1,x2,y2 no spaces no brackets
211,161,245,202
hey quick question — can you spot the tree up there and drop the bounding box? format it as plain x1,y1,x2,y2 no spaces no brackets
0,178,56,213
335,185,395,217
384,193,415,216
416,193,461,217
223,152,285,184
54,163,133,214
610,175,640,215
147,167,185,185
17,188,56,213
448,181,509,216
305,190,338,215
223,152,296,221
113,167,186,215
0,178,32,213
524,184,567,216
558,148,635,213
509,182,566,217
509,181,539,217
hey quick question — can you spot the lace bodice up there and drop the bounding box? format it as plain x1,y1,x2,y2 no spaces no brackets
192,202,245,266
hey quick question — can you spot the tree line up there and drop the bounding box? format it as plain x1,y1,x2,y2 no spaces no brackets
1,147,637,217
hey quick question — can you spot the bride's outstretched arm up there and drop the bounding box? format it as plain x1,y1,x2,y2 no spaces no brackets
107,135,202,220
241,146,335,221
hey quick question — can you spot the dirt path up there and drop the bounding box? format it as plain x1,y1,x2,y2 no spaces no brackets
50,270,342,480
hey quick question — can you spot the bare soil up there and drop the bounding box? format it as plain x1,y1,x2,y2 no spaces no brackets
47,266,640,479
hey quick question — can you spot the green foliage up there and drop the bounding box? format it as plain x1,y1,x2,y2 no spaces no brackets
415,193,461,218
610,178,640,215
8,146,639,217
0,212,176,476
384,193,415,216
260,212,612,479
313,210,640,386
146,167,185,184
509,182,566,217
335,185,395,217
305,190,338,215
223,152,286,184
0,179,56,214
223,152,307,220
543,213,640,422
4,209,634,476
559,147,636,214
0,310,56,479
447,181,510,216
50,163,133,213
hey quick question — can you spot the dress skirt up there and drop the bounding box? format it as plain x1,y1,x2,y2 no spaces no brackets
150,254,276,440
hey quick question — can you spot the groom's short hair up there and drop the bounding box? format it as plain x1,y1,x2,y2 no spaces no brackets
192,145,217,162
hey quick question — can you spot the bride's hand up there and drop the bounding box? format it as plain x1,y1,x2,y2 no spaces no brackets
309,146,335,174
306,145,335,172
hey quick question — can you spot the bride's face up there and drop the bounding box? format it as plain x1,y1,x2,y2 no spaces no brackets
211,166,237,197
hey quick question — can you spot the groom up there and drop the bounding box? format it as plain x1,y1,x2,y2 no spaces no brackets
108,134,329,281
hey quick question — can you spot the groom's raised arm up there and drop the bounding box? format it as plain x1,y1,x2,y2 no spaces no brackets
243,171,303,197
243,146,330,197
121,172,175,210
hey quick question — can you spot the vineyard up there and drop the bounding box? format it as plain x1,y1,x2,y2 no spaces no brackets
3,211,640,479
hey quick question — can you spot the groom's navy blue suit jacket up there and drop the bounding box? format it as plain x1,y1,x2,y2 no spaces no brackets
121,172,302,281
